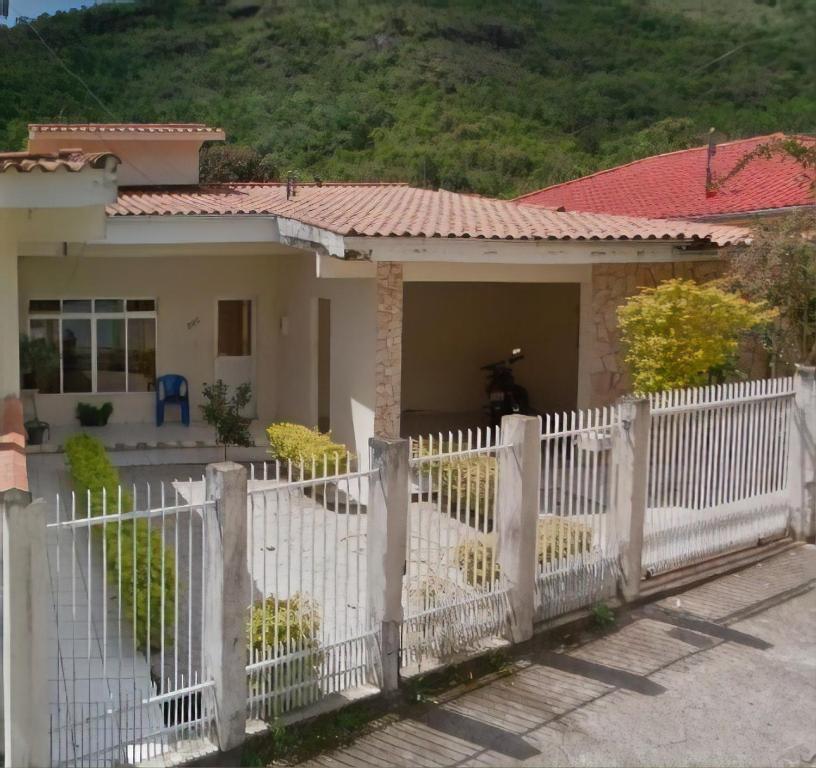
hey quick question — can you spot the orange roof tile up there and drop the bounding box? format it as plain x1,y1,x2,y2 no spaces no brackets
0,149,117,174
515,134,816,219
109,183,748,245
29,122,223,136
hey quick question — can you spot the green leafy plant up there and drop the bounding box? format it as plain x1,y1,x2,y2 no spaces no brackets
617,278,775,393
19,334,59,393
76,401,114,427
456,517,592,587
200,379,253,460
722,212,816,368
64,434,175,652
247,593,322,713
591,602,616,631
266,423,350,478
413,443,497,526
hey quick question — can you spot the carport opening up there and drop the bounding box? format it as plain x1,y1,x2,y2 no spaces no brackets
401,281,580,438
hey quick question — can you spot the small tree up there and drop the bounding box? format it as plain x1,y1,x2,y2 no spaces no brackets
617,278,774,393
722,212,816,369
200,380,253,460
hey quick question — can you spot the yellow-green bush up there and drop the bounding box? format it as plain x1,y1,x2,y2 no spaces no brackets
413,442,497,523
247,593,322,702
617,278,775,393
456,517,592,587
266,423,350,478
64,434,174,652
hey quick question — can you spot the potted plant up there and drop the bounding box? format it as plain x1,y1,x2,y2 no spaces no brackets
19,334,59,446
76,402,114,427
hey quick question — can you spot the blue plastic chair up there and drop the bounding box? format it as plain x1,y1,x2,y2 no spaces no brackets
156,374,190,427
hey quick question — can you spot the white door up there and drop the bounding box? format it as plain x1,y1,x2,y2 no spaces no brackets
215,299,256,418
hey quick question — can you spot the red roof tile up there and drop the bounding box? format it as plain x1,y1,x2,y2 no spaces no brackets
515,134,816,219
0,149,117,174
29,122,223,136
109,183,748,245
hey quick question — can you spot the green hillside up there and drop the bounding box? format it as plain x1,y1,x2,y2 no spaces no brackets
1,0,814,197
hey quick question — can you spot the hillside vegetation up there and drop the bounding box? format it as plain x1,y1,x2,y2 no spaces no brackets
1,0,814,197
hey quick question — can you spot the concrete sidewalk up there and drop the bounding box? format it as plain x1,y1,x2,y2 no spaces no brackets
301,545,816,768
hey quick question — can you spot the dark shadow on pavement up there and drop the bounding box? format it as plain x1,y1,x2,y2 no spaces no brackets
415,707,541,760
642,605,773,650
536,650,667,695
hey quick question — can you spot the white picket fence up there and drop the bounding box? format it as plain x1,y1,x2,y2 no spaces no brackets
245,458,381,720
4,372,812,767
536,407,620,620
46,480,215,767
644,377,794,574
402,430,511,668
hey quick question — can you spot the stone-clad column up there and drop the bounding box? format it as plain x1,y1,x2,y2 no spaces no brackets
374,262,403,438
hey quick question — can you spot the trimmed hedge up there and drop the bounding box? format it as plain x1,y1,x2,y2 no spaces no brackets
64,434,175,652
266,423,350,478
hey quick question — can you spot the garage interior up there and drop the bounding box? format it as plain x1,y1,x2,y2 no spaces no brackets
400,281,581,438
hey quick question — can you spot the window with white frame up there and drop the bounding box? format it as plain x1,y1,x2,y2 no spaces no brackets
28,299,157,394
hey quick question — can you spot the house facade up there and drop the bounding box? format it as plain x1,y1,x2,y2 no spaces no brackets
1,123,747,461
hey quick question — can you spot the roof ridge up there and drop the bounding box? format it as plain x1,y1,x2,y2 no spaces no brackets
512,132,812,202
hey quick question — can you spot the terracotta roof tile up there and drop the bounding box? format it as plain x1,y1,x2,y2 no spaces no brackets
109,183,748,245
515,134,815,219
0,149,117,174
29,122,223,136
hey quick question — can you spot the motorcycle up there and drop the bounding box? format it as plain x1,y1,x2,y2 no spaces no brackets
481,348,535,429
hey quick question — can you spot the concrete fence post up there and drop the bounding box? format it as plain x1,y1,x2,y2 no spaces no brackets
204,462,248,751
497,414,542,643
367,437,409,692
2,490,48,768
788,366,816,541
612,397,651,602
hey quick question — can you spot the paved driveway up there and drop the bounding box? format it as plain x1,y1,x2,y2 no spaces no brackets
301,545,816,768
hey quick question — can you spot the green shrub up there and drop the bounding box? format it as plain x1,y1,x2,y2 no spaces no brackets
266,423,350,478
456,518,592,587
76,401,113,427
247,594,322,707
414,442,497,524
64,434,174,652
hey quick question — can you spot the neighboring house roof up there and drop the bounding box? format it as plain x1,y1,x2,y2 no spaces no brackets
109,183,748,244
29,123,224,137
0,149,118,173
515,134,816,219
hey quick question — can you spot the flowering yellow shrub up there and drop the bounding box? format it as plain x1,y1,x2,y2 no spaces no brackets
617,279,775,393
266,422,350,477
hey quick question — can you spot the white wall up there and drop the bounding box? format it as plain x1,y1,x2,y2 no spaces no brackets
275,255,377,463
18,250,284,426
27,136,204,186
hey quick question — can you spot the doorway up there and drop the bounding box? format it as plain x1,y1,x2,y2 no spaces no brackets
215,298,256,417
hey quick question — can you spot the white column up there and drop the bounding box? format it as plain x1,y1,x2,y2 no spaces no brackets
612,397,651,601
497,414,542,643
203,462,248,750
367,436,409,692
0,221,20,399
2,491,48,768
788,366,816,541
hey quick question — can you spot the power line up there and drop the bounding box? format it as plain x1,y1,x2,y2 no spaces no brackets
23,17,119,120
